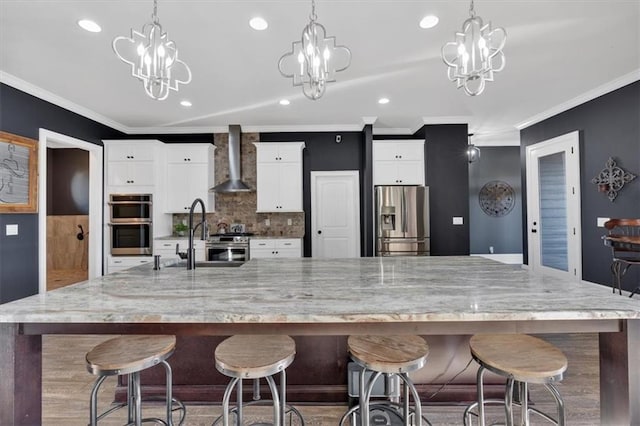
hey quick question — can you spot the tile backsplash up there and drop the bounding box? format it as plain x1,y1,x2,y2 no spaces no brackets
172,132,305,237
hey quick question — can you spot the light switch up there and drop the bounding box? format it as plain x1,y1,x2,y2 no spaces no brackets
287,218,293,226
597,217,610,227
265,218,270,226
6,224,18,236
452,217,464,225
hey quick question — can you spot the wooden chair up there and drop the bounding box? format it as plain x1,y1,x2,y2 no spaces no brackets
603,219,640,296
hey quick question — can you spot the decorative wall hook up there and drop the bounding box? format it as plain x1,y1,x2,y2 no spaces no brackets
590,157,636,202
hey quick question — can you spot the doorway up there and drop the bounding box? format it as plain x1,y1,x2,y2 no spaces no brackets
311,171,360,258
526,131,581,280
38,129,103,293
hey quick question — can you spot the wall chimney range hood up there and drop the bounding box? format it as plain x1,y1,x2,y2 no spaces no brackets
209,125,252,193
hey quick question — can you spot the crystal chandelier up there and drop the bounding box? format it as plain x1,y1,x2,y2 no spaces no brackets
113,0,191,100
278,0,351,100
441,0,506,96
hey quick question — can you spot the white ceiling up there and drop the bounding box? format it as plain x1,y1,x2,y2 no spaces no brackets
1,0,639,142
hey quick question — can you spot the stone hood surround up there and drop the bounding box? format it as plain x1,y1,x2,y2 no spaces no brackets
0,257,638,324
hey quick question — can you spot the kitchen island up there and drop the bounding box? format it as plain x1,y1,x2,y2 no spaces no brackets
1,256,639,425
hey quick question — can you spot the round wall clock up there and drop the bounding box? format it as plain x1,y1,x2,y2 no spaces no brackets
479,180,515,217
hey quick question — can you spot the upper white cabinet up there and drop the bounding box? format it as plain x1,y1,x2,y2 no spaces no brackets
254,142,305,212
373,140,425,185
165,144,215,213
104,140,163,193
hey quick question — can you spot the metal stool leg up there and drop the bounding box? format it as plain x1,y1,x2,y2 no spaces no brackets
361,369,382,426
265,374,281,426
89,375,108,426
221,377,239,426
398,372,422,426
504,377,515,426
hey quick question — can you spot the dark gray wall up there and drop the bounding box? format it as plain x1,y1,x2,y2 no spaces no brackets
0,83,123,303
0,214,38,303
520,81,640,290
421,124,471,256
469,146,522,254
47,148,90,215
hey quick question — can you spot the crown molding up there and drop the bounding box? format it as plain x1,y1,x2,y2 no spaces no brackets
0,71,129,133
516,70,640,130
125,126,226,135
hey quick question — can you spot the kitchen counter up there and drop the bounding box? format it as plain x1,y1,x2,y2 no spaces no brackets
1,256,639,424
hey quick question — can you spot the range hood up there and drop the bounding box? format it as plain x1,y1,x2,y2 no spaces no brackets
209,124,252,193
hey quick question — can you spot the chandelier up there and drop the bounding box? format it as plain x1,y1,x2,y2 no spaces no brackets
278,0,351,100
466,133,481,163
113,0,191,100
441,0,506,96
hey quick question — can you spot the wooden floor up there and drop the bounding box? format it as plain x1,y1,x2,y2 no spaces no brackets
43,333,600,425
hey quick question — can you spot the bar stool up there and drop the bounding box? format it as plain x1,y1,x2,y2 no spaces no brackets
463,334,567,426
213,334,304,426
340,335,430,426
86,335,186,426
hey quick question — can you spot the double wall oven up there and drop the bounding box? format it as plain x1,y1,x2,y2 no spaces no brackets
109,194,153,256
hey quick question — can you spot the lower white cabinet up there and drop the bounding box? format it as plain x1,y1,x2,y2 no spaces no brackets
250,238,302,259
154,239,205,262
106,256,153,274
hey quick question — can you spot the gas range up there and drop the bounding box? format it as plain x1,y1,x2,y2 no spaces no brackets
206,233,252,264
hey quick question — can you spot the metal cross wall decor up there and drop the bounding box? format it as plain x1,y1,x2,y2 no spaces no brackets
590,157,636,202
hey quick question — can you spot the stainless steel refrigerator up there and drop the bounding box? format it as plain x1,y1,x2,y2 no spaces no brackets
375,185,430,256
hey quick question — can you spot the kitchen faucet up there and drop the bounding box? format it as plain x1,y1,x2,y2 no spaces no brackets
187,198,207,270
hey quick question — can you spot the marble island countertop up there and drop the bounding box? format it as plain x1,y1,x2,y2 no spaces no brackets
1,257,639,324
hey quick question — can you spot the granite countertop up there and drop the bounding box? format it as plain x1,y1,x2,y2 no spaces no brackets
1,257,639,324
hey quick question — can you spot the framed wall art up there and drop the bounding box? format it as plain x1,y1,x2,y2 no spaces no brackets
0,131,38,213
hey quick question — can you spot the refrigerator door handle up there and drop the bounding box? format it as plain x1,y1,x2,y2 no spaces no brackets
401,188,407,234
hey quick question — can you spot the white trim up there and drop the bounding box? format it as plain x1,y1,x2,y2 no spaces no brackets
516,70,640,129
310,171,361,258
2,72,127,133
38,129,103,294
471,253,523,265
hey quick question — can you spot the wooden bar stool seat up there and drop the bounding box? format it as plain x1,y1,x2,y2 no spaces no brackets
213,335,304,426
340,335,430,426
86,335,185,426
464,334,568,426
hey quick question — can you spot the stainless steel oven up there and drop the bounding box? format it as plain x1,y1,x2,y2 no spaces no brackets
109,194,153,256
110,223,153,256
206,234,251,265
109,194,152,223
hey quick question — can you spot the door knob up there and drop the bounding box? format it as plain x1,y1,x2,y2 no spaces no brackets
317,230,322,234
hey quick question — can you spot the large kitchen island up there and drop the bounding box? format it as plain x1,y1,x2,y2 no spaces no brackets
1,256,639,425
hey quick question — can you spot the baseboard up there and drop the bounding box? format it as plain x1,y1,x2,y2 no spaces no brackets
470,253,523,265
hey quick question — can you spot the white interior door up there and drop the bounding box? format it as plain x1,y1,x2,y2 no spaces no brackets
526,131,581,280
311,171,360,258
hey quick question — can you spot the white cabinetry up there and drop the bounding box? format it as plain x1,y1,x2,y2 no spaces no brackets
165,144,215,213
254,142,305,212
104,140,163,192
154,238,205,262
250,238,302,259
373,140,425,185
106,256,153,274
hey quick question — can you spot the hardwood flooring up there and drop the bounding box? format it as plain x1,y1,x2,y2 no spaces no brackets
43,333,600,425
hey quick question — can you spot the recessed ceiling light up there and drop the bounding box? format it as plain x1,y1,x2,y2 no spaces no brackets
78,19,101,33
249,17,268,31
180,100,192,107
419,15,439,29
378,98,390,105
279,99,291,106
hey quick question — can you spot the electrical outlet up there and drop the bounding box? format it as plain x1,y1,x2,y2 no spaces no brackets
265,218,270,226
452,217,464,225
597,217,610,227
287,218,293,226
